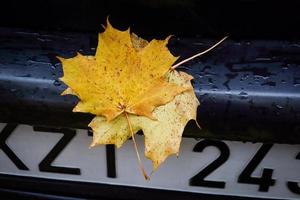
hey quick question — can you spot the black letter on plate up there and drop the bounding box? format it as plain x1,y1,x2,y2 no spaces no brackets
0,124,29,170
238,143,276,192
34,127,81,175
106,144,117,178
190,139,230,188
287,152,300,194
88,130,117,178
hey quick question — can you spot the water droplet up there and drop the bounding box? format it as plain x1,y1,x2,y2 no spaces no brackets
254,75,269,80
255,57,271,61
293,77,300,86
274,104,284,109
212,85,218,91
53,80,61,86
18,74,31,78
239,91,248,99
276,105,283,109
240,74,249,82
281,63,289,70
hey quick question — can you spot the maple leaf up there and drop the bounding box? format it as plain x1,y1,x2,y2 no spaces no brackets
59,19,227,179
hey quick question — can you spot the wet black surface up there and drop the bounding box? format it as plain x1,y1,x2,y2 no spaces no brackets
1,0,300,40
0,28,300,143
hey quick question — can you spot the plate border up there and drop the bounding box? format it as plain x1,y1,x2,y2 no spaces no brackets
0,173,278,200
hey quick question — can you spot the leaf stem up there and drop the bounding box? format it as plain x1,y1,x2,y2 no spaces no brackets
124,112,149,180
171,36,228,70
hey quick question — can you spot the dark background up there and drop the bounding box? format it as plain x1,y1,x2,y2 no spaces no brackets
0,0,300,39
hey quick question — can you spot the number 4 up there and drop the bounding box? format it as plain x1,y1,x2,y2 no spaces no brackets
287,152,300,194
238,143,276,192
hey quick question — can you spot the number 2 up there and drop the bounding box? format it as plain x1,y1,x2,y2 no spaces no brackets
189,139,230,188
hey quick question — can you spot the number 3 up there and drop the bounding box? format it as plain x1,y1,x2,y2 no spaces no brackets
287,152,300,194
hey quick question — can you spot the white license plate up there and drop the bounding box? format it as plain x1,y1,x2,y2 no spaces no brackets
0,123,299,199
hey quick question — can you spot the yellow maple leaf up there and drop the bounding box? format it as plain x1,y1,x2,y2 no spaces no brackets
90,71,199,170
59,20,189,122
59,19,227,179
